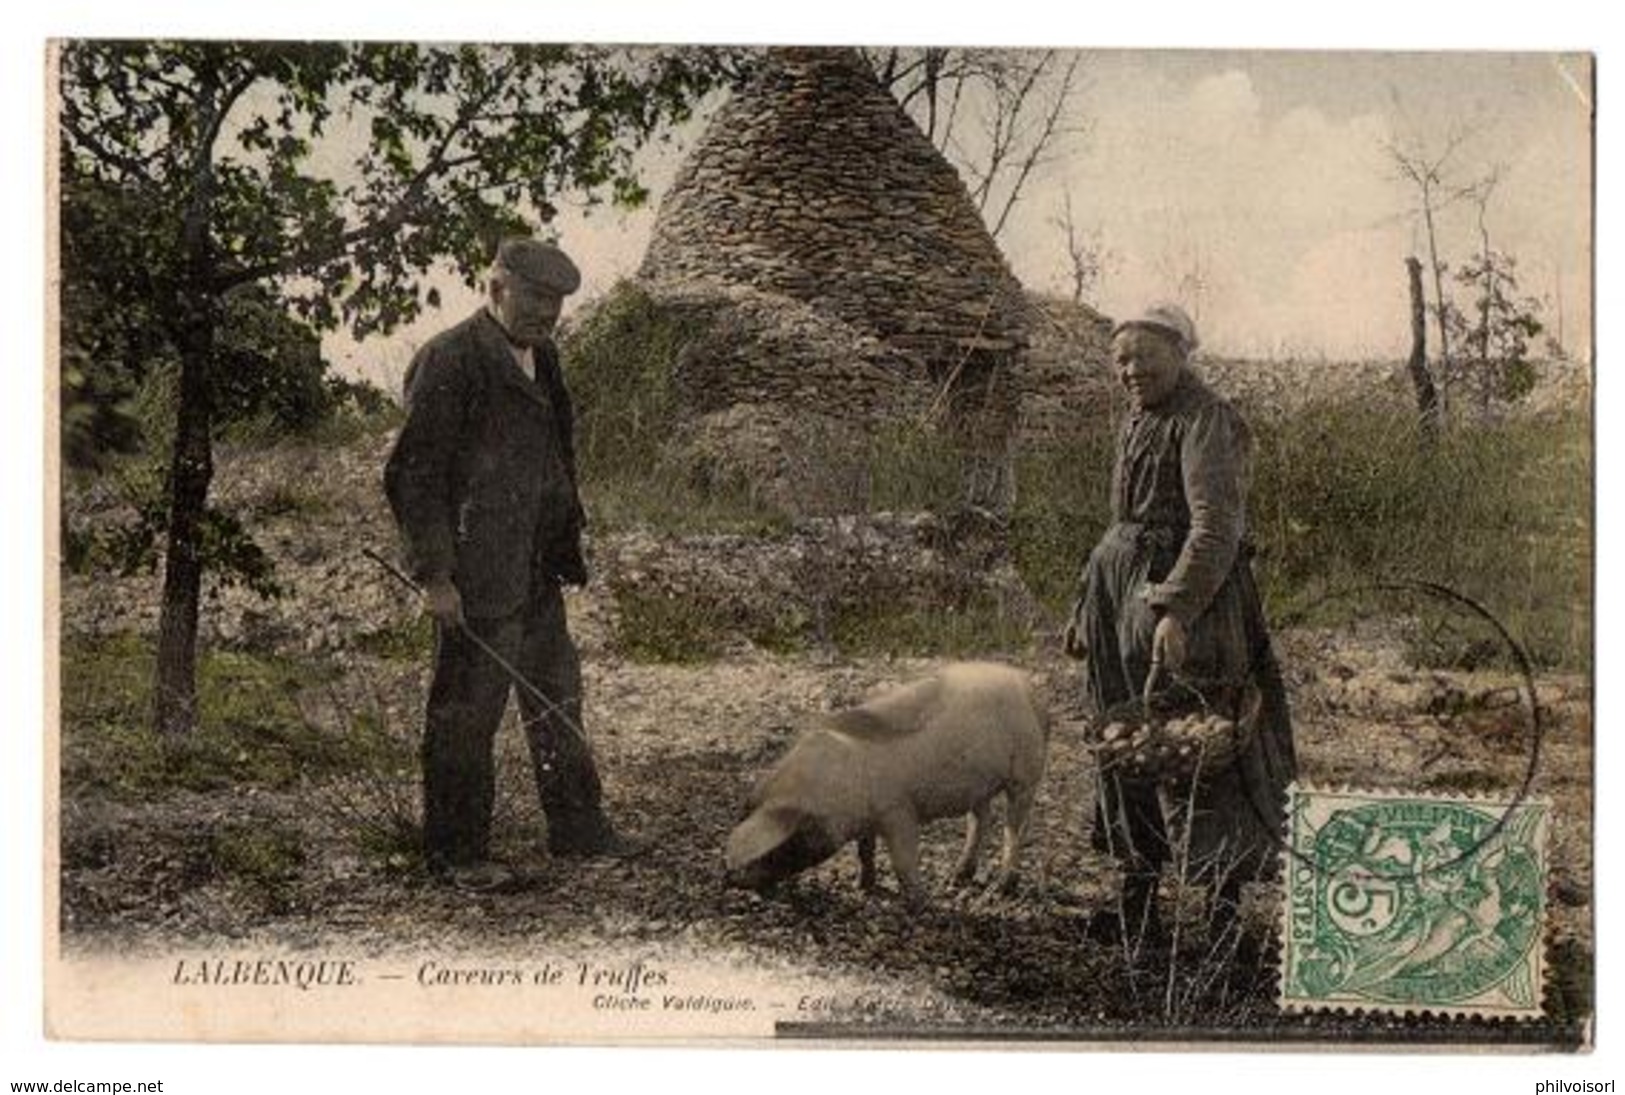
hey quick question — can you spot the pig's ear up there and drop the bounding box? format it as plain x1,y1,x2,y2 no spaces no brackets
726,807,799,871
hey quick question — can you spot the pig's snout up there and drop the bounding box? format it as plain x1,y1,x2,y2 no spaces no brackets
723,816,841,892
724,861,775,892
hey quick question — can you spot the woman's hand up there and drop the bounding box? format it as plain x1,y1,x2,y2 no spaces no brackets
1063,620,1088,660
1151,614,1188,675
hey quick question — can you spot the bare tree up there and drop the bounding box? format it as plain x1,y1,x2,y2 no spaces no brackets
865,48,1085,239
1384,127,1546,425
870,48,956,142
1151,215,1214,327
1050,186,1115,305
1462,168,1502,411
1382,126,1472,414
1450,169,1544,416
1404,256,1441,438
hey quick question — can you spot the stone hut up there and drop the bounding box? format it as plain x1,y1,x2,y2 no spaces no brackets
631,47,1038,514
1016,293,1118,439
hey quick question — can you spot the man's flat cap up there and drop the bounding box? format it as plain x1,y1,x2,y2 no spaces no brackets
1111,301,1199,352
494,237,581,296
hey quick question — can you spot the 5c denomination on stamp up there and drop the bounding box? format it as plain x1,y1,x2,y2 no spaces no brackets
1280,784,1550,1019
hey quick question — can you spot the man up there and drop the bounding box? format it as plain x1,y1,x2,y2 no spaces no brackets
385,237,636,891
1065,302,1296,944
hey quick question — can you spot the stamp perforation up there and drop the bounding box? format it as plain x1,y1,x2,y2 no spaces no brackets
1277,783,1552,1022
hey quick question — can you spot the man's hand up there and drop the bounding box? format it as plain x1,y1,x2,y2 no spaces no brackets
1150,614,1188,675
553,551,589,589
424,577,464,627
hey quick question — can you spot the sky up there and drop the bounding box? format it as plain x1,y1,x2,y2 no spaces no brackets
1017,50,1593,360
327,48,1594,389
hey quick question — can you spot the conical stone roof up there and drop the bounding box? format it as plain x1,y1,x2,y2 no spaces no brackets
640,47,1030,369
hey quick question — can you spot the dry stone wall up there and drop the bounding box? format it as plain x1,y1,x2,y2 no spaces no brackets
649,281,930,424
631,47,1068,514
621,46,1116,516
598,510,1039,656
1017,294,1118,439
640,47,1030,368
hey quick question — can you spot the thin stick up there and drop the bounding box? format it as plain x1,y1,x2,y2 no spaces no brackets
362,547,590,747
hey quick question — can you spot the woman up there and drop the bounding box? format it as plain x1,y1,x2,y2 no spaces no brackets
1066,302,1296,944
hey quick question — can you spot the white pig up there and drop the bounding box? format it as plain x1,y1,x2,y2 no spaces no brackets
724,662,1049,903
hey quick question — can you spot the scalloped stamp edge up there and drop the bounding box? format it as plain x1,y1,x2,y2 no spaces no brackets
1276,782,1553,1021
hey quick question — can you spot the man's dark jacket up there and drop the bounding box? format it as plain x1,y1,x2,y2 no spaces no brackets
384,309,587,618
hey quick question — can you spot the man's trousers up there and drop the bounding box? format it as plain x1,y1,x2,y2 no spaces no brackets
420,582,604,867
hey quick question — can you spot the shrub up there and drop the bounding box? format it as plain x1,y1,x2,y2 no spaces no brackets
610,587,806,663
992,397,1587,671
561,281,787,533
851,421,969,515
560,280,692,480
296,690,423,871
1007,419,1122,610
1247,400,1590,669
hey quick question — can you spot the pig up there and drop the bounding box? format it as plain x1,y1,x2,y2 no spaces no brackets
724,662,1050,904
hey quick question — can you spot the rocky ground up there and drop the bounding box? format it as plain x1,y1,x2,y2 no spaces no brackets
56,428,1594,1041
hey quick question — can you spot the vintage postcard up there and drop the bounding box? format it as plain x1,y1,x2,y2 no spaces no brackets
46,39,1593,1053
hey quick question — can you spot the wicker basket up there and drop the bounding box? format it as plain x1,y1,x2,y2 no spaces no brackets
1087,678,1262,784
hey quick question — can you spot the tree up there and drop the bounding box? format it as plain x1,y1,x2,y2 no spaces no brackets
1450,252,1543,414
1152,214,1215,327
63,175,341,461
1049,185,1114,305
1382,126,1472,415
1382,128,1547,424
59,41,741,735
60,172,173,471
1450,171,1543,414
863,48,1084,239
1403,256,1441,438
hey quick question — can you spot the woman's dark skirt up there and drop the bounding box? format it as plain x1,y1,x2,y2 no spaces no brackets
1076,522,1297,886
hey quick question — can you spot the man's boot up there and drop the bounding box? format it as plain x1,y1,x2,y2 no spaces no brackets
547,809,646,860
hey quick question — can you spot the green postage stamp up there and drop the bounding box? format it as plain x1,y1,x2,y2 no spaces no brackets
1280,785,1551,1019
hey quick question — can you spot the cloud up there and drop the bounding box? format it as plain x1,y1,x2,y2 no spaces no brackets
1186,71,1263,148
1007,66,1458,357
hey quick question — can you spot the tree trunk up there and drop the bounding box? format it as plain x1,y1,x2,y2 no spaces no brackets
1477,213,1494,417
1405,256,1440,440
152,308,215,736
152,72,230,736
1554,263,1565,356
1421,194,1452,417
